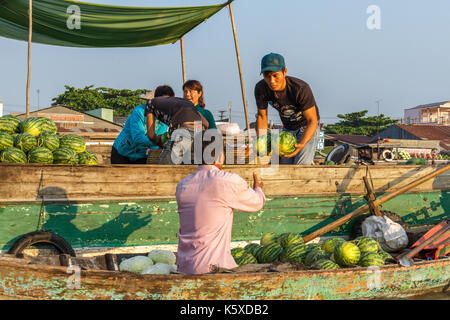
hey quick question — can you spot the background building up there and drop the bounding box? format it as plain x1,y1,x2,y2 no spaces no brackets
403,101,450,125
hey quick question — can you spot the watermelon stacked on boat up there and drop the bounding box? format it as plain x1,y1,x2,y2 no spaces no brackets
358,252,385,267
334,242,361,267
0,115,21,134
280,243,308,263
59,134,86,154
313,259,340,270
37,131,60,152
0,147,27,163
53,147,79,165
0,132,14,151
257,242,283,263
13,133,37,153
78,151,99,165
28,147,54,164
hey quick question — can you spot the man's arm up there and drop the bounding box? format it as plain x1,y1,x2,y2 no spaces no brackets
282,106,318,158
227,173,266,213
128,107,155,147
256,108,268,137
146,112,162,146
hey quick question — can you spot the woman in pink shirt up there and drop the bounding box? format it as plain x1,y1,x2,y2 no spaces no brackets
176,145,265,274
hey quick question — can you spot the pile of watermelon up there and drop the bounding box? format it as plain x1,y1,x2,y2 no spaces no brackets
0,115,98,165
230,232,394,270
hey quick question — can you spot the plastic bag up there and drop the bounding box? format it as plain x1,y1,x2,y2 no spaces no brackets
362,215,408,252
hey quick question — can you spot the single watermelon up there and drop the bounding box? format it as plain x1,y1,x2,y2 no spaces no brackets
0,115,21,133
304,249,330,267
255,133,271,156
234,252,258,266
280,243,308,263
38,117,58,134
59,134,86,154
260,232,280,246
37,131,60,152
13,133,37,153
334,242,361,267
0,147,27,163
53,147,79,165
321,237,346,254
377,251,394,263
354,236,380,254
0,132,14,151
278,131,296,156
305,243,322,254
28,147,53,164
359,252,385,267
78,151,98,165
279,232,304,248
19,117,44,137
244,243,261,257
313,259,340,270
231,247,246,260
257,242,283,263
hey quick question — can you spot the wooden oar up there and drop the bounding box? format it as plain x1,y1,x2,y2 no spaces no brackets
302,164,450,243
397,222,449,267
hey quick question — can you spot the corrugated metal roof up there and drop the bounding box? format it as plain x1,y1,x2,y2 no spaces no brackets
396,124,450,150
325,134,374,146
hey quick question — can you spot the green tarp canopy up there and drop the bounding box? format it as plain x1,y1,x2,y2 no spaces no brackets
0,0,232,47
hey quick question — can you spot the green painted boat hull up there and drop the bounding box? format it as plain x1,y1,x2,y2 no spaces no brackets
1,190,448,251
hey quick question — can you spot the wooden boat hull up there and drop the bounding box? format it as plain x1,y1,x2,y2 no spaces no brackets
0,255,448,300
0,163,449,252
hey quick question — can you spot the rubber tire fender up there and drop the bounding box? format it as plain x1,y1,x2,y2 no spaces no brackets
7,231,76,257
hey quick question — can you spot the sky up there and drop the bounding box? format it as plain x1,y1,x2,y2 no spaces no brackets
1,0,450,129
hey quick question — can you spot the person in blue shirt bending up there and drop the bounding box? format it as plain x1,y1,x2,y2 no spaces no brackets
111,85,174,164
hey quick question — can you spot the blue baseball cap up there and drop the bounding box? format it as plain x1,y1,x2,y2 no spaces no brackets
260,53,286,74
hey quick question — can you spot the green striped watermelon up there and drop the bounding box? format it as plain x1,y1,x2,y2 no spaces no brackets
78,151,98,165
28,147,53,164
305,243,322,254
37,131,60,152
231,248,246,260
334,242,361,267
38,117,58,134
0,115,21,133
257,242,283,263
59,134,86,154
260,232,280,246
313,259,340,270
359,252,385,267
354,236,380,254
0,132,14,151
279,232,304,248
0,147,27,163
321,237,346,254
280,243,307,263
19,117,44,137
244,243,261,257
53,147,79,165
13,133,37,153
304,249,330,267
377,251,393,263
235,252,258,266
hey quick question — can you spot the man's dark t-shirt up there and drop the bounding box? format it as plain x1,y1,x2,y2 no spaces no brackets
254,76,320,131
145,97,203,133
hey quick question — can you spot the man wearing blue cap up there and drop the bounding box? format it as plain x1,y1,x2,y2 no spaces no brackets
254,53,320,165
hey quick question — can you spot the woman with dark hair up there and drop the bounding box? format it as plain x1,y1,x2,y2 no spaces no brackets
183,80,217,130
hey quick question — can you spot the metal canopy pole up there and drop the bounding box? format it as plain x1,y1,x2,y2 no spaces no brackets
228,2,252,143
180,37,187,84
26,0,32,118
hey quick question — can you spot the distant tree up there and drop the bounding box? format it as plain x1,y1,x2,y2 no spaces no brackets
51,85,149,117
324,110,399,137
